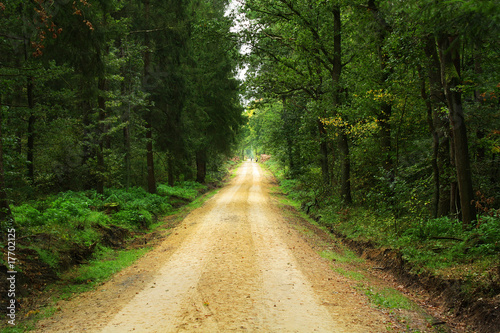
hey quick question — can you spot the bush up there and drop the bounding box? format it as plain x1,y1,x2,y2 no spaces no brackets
403,216,464,240
468,216,500,256
12,205,44,227
157,184,197,201
113,209,152,229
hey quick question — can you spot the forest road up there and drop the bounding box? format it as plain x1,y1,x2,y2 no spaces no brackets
35,162,391,332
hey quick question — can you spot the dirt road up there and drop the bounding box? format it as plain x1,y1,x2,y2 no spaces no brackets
36,162,392,332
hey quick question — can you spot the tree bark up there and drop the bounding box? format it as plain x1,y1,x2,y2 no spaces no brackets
337,130,352,205
332,6,351,204
167,153,175,187
96,77,107,195
437,35,476,225
368,0,394,175
449,131,459,217
146,119,157,193
317,121,330,189
0,99,12,223
379,103,392,173
23,10,35,185
27,76,35,184
196,150,207,184
420,69,440,218
123,123,131,188
421,37,452,217
143,0,156,194
81,96,94,191
473,45,486,161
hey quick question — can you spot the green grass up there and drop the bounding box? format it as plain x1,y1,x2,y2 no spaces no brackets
0,180,224,332
63,246,149,288
333,267,365,280
362,286,416,311
0,246,151,333
157,181,206,201
320,249,365,264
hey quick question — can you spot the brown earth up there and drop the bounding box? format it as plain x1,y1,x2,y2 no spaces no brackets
34,162,447,332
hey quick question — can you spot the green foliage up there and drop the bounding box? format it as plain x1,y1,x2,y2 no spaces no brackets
403,217,460,239
0,0,243,207
11,205,44,227
157,181,206,201
68,246,149,286
8,181,203,268
470,216,500,256
320,249,364,264
85,211,111,226
332,267,365,281
363,287,416,311
323,204,500,273
34,248,59,269
113,209,152,229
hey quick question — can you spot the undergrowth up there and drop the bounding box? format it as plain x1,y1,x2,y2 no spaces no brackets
262,159,500,299
60,246,150,293
2,181,207,272
0,246,150,333
0,181,211,332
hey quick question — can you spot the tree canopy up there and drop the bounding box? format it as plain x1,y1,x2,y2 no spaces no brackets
239,0,500,225
0,0,244,211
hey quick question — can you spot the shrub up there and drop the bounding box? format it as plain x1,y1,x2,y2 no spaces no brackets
112,209,152,229
12,204,44,227
157,181,206,201
468,216,500,256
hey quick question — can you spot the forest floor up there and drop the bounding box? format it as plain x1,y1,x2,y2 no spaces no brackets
32,162,461,332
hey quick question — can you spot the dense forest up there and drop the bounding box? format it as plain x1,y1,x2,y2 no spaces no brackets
0,0,244,318
240,0,499,234
241,0,499,222
237,0,500,325
0,0,244,206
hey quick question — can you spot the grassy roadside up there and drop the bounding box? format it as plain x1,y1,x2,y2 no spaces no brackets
2,246,151,333
259,161,460,332
262,157,500,331
0,168,230,332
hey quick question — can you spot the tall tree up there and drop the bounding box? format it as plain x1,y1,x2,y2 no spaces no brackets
437,35,475,224
243,0,352,202
185,0,243,183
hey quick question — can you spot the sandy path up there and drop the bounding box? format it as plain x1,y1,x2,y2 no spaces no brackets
35,162,389,332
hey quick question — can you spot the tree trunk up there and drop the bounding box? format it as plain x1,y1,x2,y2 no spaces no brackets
196,150,207,184
123,123,131,188
331,6,352,203
167,153,175,187
27,76,35,184
337,130,352,205
379,103,392,173
449,131,459,217
437,35,476,225
96,77,107,195
146,119,156,193
317,120,330,188
281,100,298,177
24,16,35,184
143,0,156,194
81,98,93,190
0,99,12,223
473,46,486,161
421,37,452,218
368,0,394,176
420,68,440,218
